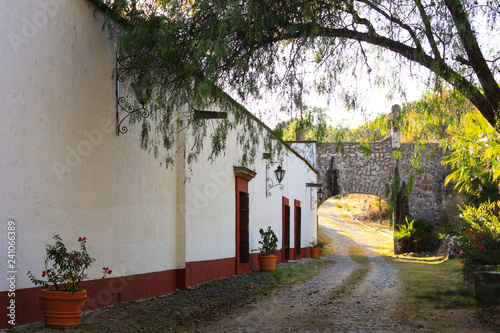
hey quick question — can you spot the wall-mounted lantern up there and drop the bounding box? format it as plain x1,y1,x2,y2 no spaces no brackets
317,188,325,201
306,183,325,209
266,161,285,197
310,188,324,209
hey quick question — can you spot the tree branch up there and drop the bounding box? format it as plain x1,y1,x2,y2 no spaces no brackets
358,0,424,51
281,23,496,127
414,0,442,62
444,0,500,126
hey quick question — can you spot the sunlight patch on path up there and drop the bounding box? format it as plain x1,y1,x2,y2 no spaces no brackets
319,209,394,256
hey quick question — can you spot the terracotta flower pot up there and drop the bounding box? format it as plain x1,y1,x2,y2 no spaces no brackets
310,247,323,259
258,254,277,272
39,289,87,328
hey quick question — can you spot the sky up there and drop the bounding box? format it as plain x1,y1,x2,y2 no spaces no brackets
243,58,428,130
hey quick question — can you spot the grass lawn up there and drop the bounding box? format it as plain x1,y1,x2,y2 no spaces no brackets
393,257,486,330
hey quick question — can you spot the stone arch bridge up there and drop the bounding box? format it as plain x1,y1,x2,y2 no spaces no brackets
292,133,452,226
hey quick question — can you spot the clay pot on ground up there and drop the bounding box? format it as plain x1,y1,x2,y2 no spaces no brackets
310,247,323,259
258,254,277,272
39,289,87,328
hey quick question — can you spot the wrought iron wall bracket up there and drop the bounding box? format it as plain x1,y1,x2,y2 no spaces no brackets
265,160,284,198
116,55,150,135
306,183,324,210
309,188,320,210
117,97,150,135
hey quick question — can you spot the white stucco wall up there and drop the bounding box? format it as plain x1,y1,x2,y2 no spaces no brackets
0,1,319,294
185,118,319,262
0,1,181,291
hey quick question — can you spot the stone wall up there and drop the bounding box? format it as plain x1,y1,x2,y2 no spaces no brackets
316,137,451,226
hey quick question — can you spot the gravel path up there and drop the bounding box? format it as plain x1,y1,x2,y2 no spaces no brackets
189,200,415,332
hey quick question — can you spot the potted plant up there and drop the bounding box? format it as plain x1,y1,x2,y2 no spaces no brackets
256,227,282,272
27,235,111,328
309,238,327,259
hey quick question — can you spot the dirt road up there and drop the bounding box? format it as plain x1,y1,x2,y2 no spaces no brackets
188,200,415,332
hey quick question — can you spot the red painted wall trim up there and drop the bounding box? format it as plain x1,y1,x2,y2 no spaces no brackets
282,196,290,263
294,199,301,260
1,268,180,329
185,257,235,286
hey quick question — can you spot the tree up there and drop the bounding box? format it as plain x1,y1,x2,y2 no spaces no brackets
443,111,500,205
401,88,476,142
274,106,329,142
93,0,499,162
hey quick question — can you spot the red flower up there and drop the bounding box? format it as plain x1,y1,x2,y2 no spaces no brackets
108,270,112,274
69,254,73,258
42,271,46,277
78,237,82,241
76,260,81,264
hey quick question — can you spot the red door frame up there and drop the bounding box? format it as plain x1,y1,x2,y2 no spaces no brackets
294,199,301,259
235,176,250,274
282,196,290,263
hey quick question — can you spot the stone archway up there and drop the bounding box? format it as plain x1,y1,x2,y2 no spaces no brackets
315,137,448,226
292,104,451,227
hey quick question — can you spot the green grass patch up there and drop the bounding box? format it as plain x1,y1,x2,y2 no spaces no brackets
270,260,335,285
341,246,371,291
349,246,370,265
318,226,334,255
250,259,336,296
329,246,371,297
394,258,476,321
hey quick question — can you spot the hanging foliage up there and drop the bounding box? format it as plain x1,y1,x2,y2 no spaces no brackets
90,0,500,167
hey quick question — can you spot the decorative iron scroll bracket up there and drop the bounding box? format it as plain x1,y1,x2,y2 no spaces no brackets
265,160,284,198
306,183,324,210
309,187,320,210
116,55,150,135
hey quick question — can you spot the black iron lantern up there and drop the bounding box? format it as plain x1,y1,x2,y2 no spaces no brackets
274,165,285,184
317,188,324,202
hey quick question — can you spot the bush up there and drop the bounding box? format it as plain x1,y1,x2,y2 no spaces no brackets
442,201,500,265
257,227,280,256
394,217,435,253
